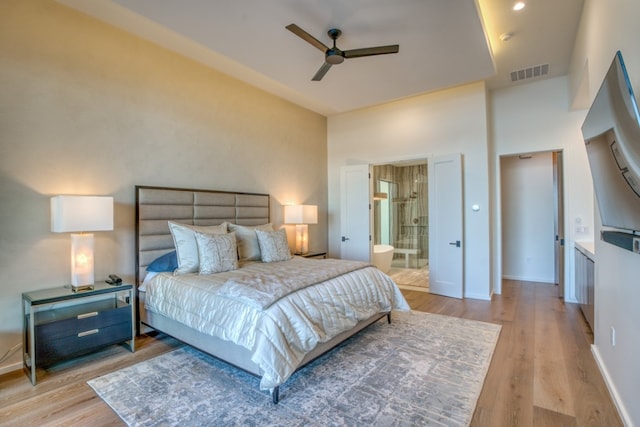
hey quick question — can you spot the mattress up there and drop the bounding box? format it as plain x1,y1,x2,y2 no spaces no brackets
143,257,410,388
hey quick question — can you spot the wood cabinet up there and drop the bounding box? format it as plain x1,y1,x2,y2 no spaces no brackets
575,243,595,332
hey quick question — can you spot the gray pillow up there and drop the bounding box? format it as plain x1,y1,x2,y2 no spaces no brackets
227,223,273,261
255,228,292,263
194,231,238,274
168,221,227,274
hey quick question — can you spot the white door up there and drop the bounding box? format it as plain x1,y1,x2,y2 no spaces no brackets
340,164,371,261
428,154,463,298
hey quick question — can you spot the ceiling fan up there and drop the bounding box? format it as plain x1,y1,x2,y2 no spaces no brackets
286,24,399,81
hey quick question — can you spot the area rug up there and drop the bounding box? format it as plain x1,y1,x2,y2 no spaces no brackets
88,311,500,426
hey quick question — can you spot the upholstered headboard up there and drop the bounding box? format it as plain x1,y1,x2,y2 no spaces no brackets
135,185,270,286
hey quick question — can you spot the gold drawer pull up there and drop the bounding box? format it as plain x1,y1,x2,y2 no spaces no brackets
78,329,99,337
77,312,98,319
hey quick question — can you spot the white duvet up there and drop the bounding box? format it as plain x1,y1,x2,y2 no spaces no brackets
144,257,410,389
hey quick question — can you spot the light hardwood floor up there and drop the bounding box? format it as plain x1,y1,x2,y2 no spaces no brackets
0,279,622,426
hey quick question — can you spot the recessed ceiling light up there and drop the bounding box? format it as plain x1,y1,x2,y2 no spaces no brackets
500,32,514,42
513,2,526,11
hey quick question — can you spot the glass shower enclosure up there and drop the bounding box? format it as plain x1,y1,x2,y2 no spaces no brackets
373,163,428,270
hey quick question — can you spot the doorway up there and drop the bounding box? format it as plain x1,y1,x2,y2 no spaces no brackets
372,162,429,292
500,150,564,294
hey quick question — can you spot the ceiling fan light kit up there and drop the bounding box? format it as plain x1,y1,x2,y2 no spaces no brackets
286,24,399,81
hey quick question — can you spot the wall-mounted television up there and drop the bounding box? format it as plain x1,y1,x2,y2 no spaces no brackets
581,51,640,240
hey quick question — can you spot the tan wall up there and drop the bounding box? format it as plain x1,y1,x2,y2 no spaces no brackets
0,0,327,371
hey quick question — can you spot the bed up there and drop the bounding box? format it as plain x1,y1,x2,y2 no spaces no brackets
135,185,409,403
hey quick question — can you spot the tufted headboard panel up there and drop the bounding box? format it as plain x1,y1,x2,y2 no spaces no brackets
135,185,270,286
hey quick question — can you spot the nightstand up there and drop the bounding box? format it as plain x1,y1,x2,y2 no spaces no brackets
299,251,327,259
22,282,135,385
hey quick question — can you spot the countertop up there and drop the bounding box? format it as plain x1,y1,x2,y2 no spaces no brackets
575,241,595,260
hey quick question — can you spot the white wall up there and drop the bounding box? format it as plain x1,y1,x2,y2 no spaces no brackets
0,0,327,373
491,76,591,299
568,0,640,424
328,82,492,300
500,153,555,283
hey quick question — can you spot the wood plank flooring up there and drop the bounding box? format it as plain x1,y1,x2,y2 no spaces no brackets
0,279,622,426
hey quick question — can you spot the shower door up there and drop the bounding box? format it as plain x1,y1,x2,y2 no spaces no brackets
376,180,397,246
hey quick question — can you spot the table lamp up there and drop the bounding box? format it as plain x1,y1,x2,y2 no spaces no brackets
51,195,114,291
284,204,318,254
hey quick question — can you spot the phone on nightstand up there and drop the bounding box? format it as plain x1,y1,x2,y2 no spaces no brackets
105,274,123,285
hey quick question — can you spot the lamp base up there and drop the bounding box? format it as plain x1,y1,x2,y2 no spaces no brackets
70,233,95,287
295,224,309,255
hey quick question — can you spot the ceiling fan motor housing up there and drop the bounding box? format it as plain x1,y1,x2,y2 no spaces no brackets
326,29,344,64
326,49,345,64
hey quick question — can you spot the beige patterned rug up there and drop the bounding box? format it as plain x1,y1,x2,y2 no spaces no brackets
89,311,500,426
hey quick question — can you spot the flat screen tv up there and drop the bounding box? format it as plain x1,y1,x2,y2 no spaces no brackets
581,51,640,234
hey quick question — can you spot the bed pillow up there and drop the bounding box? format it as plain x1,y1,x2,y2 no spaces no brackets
146,250,178,272
194,231,238,274
256,228,292,263
227,223,273,261
168,221,228,274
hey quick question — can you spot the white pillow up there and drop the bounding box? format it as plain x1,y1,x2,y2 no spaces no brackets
255,228,291,263
227,223,273,261
168,221,227,274
194,231,238,274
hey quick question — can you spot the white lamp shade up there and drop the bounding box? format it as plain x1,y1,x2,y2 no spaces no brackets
284,205,318,225
51,196,114,232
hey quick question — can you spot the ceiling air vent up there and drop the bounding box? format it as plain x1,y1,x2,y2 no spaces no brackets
510,64,550,82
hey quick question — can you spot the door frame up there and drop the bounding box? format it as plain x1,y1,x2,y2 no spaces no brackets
370,157,430,253
496,149,566,297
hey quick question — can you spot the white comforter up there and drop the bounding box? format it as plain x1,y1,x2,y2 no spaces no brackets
144,257,410,389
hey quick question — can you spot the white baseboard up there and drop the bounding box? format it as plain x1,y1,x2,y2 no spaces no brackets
463,292,492,301
502,274,555,284
591,344,632,426
0,361,22,376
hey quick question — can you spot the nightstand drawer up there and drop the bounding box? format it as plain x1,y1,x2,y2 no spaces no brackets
36,321,132,365
35,300,130,340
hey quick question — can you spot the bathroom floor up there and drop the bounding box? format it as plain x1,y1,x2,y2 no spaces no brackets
389,258,429,293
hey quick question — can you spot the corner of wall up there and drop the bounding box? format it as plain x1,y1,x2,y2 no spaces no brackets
591,344,633,426
569,59,590,111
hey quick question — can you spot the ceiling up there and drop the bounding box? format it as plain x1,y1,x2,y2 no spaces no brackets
57,0,585,116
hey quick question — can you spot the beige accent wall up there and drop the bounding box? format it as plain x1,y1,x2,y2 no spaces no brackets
0,0,326,372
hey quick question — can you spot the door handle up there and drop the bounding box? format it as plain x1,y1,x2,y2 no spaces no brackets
342,236,350,242
449,240,461,247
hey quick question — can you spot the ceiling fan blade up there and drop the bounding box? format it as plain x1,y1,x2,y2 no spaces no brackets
312,62,332,81
343,44,399,58
286,24,329,53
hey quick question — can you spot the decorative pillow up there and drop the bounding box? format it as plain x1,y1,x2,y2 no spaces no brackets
255,228,292,263
146,250,178,272
194,231,238,274
168,221,228,274
227,223,273,261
